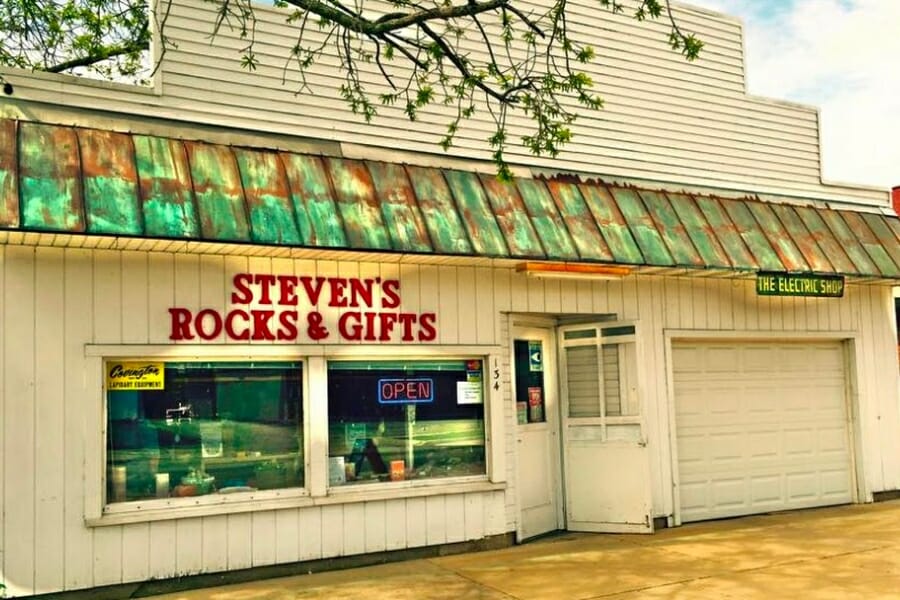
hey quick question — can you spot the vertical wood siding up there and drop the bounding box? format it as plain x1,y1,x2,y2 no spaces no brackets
2,0,886,206
0,246,898,595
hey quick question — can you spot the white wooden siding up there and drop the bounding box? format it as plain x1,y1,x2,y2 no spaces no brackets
1,246,899,595
0,0,888,206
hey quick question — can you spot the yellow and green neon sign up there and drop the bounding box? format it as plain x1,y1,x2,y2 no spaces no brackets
756,272,845,298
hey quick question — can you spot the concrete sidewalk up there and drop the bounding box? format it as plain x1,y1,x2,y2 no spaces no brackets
149,500,900,599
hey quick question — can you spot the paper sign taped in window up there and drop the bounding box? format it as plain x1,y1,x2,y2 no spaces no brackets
106,362,165,390
457,381,483,404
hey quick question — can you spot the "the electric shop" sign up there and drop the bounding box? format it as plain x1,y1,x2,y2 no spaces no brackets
756,272,845,298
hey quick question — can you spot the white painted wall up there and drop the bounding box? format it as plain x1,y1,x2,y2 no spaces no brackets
0,0,888,206
1,244,899,596
0,245,510,598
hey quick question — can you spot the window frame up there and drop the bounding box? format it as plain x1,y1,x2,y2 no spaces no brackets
84,344,505,526
323,354,492,493
558,322,644,441
91,351,311,521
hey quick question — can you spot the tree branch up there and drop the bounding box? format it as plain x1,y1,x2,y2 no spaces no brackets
44,40,149,73
280,0,509,35
418,22,509,104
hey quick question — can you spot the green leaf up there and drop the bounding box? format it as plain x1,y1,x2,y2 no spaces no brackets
240,52,258,71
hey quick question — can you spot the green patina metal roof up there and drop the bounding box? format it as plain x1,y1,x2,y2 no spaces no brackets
1,118,898,279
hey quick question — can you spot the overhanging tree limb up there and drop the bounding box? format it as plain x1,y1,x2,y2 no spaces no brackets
0,0,703,177
272,0,511,35
45,40,148,73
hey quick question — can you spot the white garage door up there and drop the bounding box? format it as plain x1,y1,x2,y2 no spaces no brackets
673,341,853,523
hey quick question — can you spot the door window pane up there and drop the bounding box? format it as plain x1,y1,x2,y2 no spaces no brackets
514,339,546,423
327,359,486,486
106,361,303,504
564,336,639,419
566,344,601,417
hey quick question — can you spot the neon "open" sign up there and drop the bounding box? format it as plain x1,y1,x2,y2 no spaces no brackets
377,378,434,404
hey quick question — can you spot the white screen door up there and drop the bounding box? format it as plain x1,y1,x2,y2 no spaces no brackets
513,326,563,540
559,322,653,533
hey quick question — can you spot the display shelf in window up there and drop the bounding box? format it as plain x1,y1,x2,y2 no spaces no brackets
327,359,487,486
105,360,304,504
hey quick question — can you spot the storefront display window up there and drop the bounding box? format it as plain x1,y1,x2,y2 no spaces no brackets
105,361,303,504
327,359,486,486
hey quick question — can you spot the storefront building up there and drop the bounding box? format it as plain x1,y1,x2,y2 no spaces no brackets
1,1,899,597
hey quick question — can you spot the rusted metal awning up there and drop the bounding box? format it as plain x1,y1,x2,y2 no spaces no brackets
1,119,898,279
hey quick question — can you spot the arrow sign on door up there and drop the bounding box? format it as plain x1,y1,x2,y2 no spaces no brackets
528,341,543,372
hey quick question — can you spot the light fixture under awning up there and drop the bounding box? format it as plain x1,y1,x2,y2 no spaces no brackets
516,262,632,280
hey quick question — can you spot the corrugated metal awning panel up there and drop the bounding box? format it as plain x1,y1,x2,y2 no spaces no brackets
513,178,580,260
134,135,198,239
543,179,614,262
19,122,85,232
235,148,302,245
1,118,898,279
280,154,347,247
0,120,17,228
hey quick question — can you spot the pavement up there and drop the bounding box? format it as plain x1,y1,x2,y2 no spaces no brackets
148,500,900,599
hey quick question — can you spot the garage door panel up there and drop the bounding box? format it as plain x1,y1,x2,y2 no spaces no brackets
674,341,853,522
709,433,743,461
747,431,780,458
679,481,709,513
782,346,820,370
712,478,746,509
812,390,847,413
710,393,742,415
784,428,815,457
674,384,734,415
675,433,707,465
786,472,819,501
700,347,741,372
819,426,850,453
745,346,781,371
822,469,854,497
810,346,845,369
750,475,782,504
784,394,815,412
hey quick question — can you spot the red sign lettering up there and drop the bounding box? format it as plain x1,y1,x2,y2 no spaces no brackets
378,378,434,403
170,273,438,343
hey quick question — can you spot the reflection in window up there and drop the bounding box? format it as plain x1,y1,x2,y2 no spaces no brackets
106,361,303,504
327,360,486,486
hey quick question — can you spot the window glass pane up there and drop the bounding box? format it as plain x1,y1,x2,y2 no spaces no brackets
598,341,639,417
602,345,622,416
600,325,636,337
566,344,602,417
327,359,486,486
616,342,640,417
563,328,596,340
106,361,303,503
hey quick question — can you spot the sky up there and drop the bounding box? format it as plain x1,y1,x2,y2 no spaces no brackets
684,0,899,190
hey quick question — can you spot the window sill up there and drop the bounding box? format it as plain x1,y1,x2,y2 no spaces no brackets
322,476,501,504
88,487,311,527
86,479,505,527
